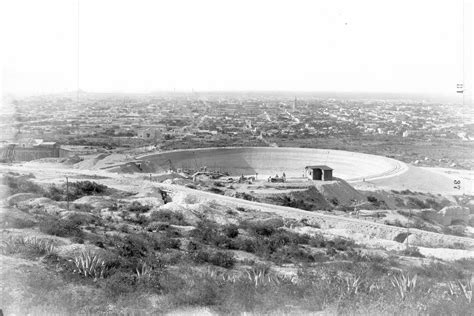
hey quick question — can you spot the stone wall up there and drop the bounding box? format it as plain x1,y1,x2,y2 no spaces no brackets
0,146,74,161
13,147,59,161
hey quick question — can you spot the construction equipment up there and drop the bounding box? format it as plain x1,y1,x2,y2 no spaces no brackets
192,171,228,182
267,175,285,183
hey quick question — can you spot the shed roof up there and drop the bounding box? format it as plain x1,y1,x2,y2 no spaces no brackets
305,165,333,170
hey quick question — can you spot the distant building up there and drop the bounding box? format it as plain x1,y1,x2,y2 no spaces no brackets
137,128,161,141
0,139,64,161
305,165,333,181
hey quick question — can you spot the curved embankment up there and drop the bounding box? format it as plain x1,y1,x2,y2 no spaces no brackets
160,183,474,250
370,165,474,195
137,147,408,182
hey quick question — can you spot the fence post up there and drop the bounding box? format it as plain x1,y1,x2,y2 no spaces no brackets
66,176,69,210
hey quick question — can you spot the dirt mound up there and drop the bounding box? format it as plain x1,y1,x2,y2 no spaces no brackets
6,193,42,206
419,206,470,226
107,162,143,173
0,207,37,228
194,202,238,225
158,197,243,226
151,173,187,183
158,203,201,225
252,180,365,211
417,247,474,261
74,153,130,170
314,179,365,205
60,211,98,224
72,196,116,210
252,186,330,211
438,206,470,224
170,191,203,205
15,197,64,215
128,197,164,208
63,155,83,165
73,155,103,169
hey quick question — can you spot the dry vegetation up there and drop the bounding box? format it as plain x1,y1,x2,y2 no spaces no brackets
1,172,474,315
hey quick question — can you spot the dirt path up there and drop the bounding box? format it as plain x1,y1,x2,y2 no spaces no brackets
159,183,474,250
2,163,474,250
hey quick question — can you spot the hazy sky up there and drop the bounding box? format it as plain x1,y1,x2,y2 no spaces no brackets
1,0,472,96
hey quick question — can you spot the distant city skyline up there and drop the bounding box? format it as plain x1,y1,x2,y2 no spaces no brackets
1,0,472,98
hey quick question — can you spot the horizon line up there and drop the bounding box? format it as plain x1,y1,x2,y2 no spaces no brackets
2,89,462,99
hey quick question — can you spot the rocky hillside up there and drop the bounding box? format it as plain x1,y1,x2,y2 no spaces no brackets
1,169,474,315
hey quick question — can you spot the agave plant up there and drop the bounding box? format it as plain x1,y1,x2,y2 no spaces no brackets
342,275,363,295
73,251,108,280
0,236,19,254
26,237,56,255
135,261,153,279
447,281,456,297
458,278,473,303
220,272,239,283
245,266,273,287
448,277,473,303
244,266,294,287
200,267,240,284
1,236,55,256
368,281,382,293
390,272,417,300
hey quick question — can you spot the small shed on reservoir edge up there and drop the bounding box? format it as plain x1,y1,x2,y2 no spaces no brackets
305,165,333,181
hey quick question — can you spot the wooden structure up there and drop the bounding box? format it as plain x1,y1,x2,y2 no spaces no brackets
305,165,333,181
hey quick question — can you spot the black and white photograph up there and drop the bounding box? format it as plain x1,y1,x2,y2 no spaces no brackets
1,0,473,314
